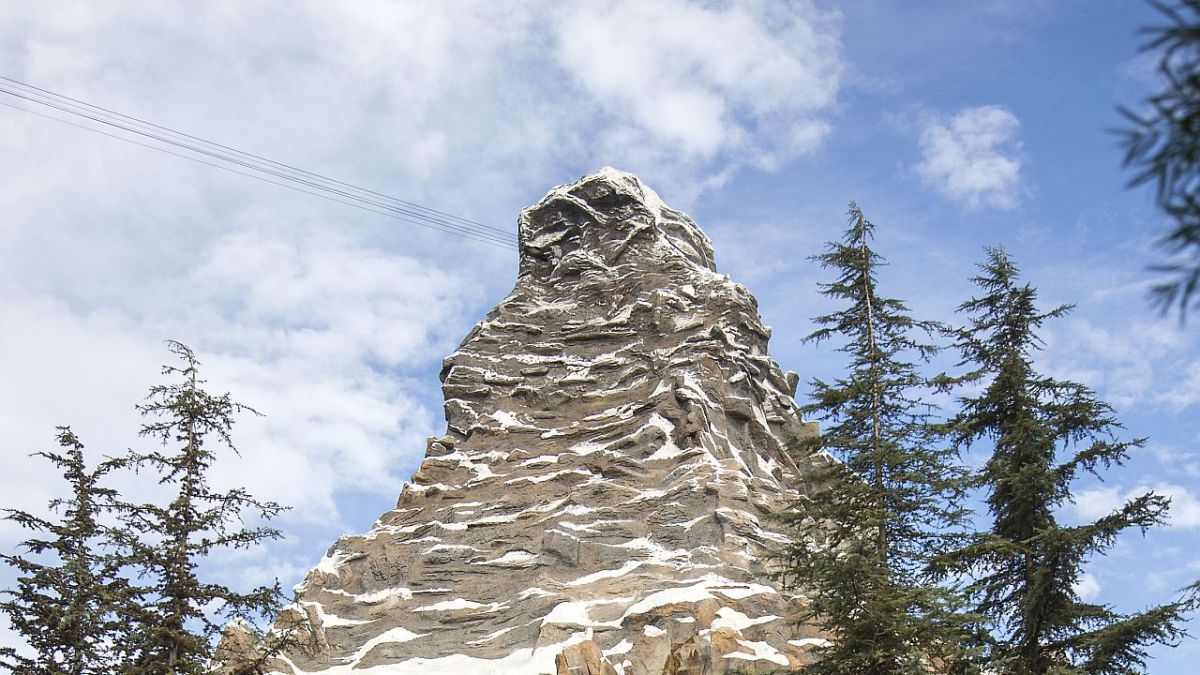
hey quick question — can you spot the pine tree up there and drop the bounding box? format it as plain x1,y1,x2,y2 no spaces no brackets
776,204,977,674
116,341,288,675
0,427,132,674
938,247,1192,674
1120,0,1200,317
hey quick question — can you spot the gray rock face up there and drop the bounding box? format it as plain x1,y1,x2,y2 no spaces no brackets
268,168,826,674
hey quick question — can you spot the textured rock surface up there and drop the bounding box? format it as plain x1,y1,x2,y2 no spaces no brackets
267,168,827,674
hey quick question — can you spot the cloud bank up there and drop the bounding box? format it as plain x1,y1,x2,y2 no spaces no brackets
916,105,1024,210
0,0,847,574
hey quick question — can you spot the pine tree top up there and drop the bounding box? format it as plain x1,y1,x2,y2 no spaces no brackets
940,246,1192,674
777,203,978,674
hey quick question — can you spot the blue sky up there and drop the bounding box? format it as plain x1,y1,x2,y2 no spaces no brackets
2,0,1198,670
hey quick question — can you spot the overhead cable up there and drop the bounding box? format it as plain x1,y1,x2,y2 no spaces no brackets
0,76,517,250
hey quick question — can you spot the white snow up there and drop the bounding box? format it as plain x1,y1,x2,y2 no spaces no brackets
582,404,638,422
711,607,780,631
519,455,557,467
478,550,538,566
605,639,634,656
567,560,643,587
620,575,776,619
466,625,519,645
646,443,685,461
298,601,372,629
556,519,633,534
651,378,674,397
398,481,454,495
723,639,789,666
644,413,685,460
290,631,594,675
343,626,426,664
567,440,610,455
541,597,631,628
412,598,506,613
317,612,372,628
490,410,530,430
432,450,507,484
521,498,567,519
423,543,483,554
629,488,667,503
559,370,596,384
789,637,832,648
612,537,689,565
314,549,354,578
679,372,719,408
504,468,592,485
324,586,413,605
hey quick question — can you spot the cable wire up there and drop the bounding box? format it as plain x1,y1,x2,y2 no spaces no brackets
0,77,510,239
0,79,515,247
0,77,518,250
0,100,513,249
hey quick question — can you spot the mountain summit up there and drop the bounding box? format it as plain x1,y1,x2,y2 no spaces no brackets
259,168,825,674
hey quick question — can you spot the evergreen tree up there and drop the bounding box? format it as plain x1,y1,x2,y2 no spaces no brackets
1121,0,1200,317
937,247,1192,674
776,204,977,674
0,427,132,674
116,341,287,675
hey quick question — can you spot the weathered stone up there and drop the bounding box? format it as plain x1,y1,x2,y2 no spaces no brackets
211,619,260,673
266,168,825,674
556,639,619,675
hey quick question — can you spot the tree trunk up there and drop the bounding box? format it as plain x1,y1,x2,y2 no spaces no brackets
859,227,887,566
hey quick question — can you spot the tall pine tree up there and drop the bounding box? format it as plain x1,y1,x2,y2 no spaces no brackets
777,204,977,674
117,341,288,675
938,247,1191,674
0,428,132,674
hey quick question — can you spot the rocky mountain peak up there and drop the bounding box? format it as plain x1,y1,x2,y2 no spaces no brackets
247,170,825,675
518,167,716,284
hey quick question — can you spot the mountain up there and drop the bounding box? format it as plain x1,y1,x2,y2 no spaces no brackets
244,168,828,674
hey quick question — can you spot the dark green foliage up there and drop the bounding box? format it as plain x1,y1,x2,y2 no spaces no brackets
1121,0,1200,317
115,341,288,674
936,248,1192,674
1,341,296,674
776,204,978,674
0,428,133,675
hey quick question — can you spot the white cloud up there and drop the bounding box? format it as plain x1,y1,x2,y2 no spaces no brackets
0,5,851,648
1154,361,1200,411
2,0,845,221
1074,572,1102,602
1073,485,1126,522
1074,483,1200,529
0,228,476,533
1157,484,1200,528
1039,316,1199,413
556,0,842,173
1149,445,1200,479
0,0,846,532
915,105,1023,210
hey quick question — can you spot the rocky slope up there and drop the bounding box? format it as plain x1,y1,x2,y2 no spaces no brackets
258,168,827,674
